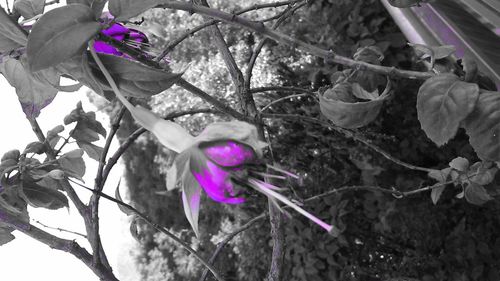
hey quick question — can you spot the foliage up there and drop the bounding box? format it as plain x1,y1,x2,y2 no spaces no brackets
0,0,498,281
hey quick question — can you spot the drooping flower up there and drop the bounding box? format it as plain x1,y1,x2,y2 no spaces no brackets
93,20,149,58
165,121,333,237
89,43,333,238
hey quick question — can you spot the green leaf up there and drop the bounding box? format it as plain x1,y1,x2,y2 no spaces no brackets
114,179,133,216
21,181,68,209
0,229,15,246
319,82,390,129
181,173,202,238
353,46,384,64
67,0,106,18
13,0,46,19
409,43,455,67
462,54,478,83
431,185,446,205
0,185,29,216
26,4,101,71
109,0,163,21
47,125,64,139
23,141,46,154
0,56,59,118
62,149,84,158
58,153,85,180
88,52,184,98
48,169,65,180
72,124,100,143
352,83,380,101
77,141,103,161
468,162,498,186
0,159,18,176
428,167,451,183
0,194,24,214
57,52,108,98
464,182,493,205
449,157,470,172
417,74,479,146
1,150,20,162
463,90,500,161
129,215,142,243
323,83,356,103
0,8,28,52
63,101,107,137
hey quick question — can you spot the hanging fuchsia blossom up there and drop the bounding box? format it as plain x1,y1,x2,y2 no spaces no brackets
165,121,334,237
89,45,333,238
93,22,148,57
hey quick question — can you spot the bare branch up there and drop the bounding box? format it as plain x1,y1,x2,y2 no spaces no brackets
261,113,434,173
175,78,251,121
198,215,265,281
156,0,304,59
249,86,316,96
259,93,311,112
89,105,126,265
245,1,307,90
0,209,118,281
32,219,87,239
158,1,434,80
198,0,248,113
68,179,226,281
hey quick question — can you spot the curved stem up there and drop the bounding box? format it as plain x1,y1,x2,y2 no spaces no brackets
68,179,226,281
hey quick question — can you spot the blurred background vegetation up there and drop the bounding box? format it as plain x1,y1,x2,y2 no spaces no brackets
93,0,500,280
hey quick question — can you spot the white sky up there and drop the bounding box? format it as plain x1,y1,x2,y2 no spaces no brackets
0,75,141,281
0,2,142,280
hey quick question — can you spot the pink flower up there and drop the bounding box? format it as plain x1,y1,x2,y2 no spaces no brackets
166,121,333,237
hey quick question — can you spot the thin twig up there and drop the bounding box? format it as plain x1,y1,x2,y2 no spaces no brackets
45,0,60,6
198,0,248,114
158,1,435,80
198,215,265,281
259,93,311,112
261,113,434,173
0,209,119,281
249,86,316,96
89,105,126,265
245,1,307,90
32,219,87,239
175,78,251,122
68,179,226,281
156,0,304,60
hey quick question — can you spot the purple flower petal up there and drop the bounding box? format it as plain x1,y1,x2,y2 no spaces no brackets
192,161,245,204
202,140,256,167
182,175,203,237
92,41,123,56
93,23,148,57
101,23,129,37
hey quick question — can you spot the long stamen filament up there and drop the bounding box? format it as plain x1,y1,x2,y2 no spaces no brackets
249,179,333,232
266,164,300,179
